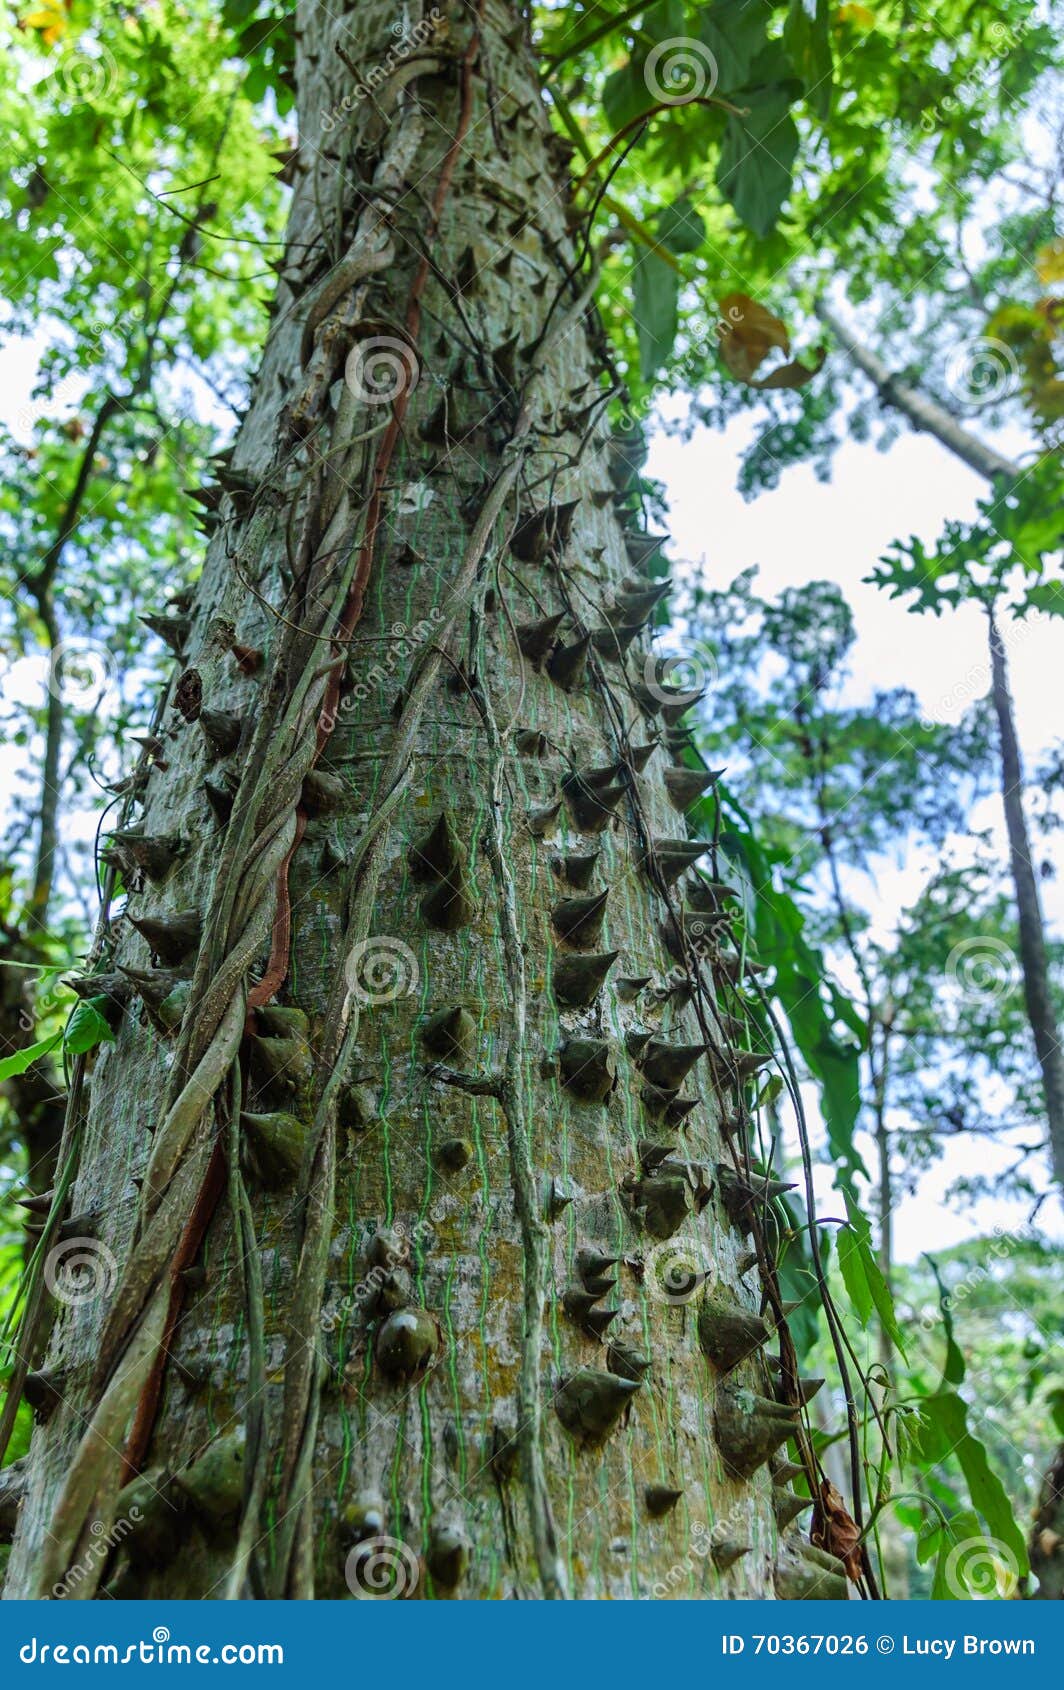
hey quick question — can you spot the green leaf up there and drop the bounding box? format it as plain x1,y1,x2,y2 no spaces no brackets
642,0,686,41
837,1222,872,1325
925,1255,966,1385
632,247,679,379
698,1,768,93
917,1394,1028,1580
1020,579,1064,617
0,1033,62,1083
717,90,799,236
64,996,117,1056
838,1194,907,1355
602,60,651,132
783,0,834,119
657,196,706,254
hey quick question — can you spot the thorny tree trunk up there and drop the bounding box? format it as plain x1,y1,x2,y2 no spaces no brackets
3,2,845,1602
817,299,1064,1198
1029,1444,1064,1598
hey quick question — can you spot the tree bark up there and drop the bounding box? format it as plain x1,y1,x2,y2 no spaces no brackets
3,0,822,1602
1029,1443,1064,1599
818,298,1064,1196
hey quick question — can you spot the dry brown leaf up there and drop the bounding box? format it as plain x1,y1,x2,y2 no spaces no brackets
718,292,790,381
718,294,824,390
813,1478,863,1583
749,346,828,390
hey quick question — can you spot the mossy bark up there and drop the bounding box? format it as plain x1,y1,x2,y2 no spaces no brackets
6,0,789,1600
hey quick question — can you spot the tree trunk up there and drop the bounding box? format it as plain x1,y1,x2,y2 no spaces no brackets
3,0,814,1602
987,611,1064,1193
818,298,1064,1196
1029,1443,1064,1599
814,302,1019,483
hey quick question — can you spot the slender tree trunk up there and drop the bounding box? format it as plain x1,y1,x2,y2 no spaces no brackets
2,1,831,1602
814,303,1019,482
818,299,1064,1195
986,611,1064,1191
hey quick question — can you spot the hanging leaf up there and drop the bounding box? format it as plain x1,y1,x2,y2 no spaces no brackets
717,91,798,236
718,291,826,388
64,996,117,1056
838,1193,906,1354
718,292,791,380
783,0,834,119
748,346,827,389
814,1478,862,1581
657,196,706,255
925,1255,966,1386
917,1393,1028,1581
632,248,680,380
698,1,769,93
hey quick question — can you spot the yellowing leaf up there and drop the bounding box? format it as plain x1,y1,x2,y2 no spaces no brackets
19,1,68,45
718,294,825,389
837,3,876,27
718,292,790,381
1035,240,1064,286
749,346,828,390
